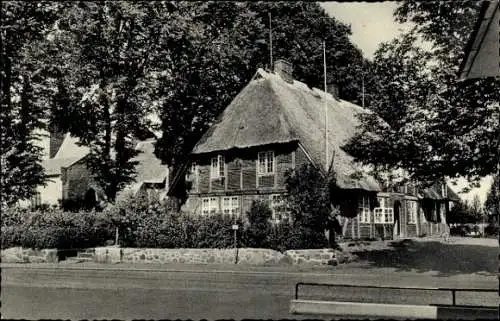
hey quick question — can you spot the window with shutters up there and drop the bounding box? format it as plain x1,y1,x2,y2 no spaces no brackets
211,155,225,179
258,151,275,175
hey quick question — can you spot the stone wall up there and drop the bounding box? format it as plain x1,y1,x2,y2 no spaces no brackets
1,247,59,263
95,247,287,265
1,246,359,266
284,249,336,265
284,248,359,266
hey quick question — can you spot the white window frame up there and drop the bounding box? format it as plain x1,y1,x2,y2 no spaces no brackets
442,183,447,198
211,155,225,179
201,197,219,215
186,162,197,180
222,196,240,216
269,194,289,223
258,151,275,176
358,195,371,223
374,197,394,223
407,200,417,224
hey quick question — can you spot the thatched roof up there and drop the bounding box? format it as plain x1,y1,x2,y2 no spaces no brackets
192,68,380,191
422,183,461,202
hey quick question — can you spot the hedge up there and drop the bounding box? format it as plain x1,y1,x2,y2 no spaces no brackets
1,197,328,251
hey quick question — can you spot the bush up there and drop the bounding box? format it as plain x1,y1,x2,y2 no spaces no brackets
1,208,114,250
133,211,188,248
285,165,332,231
484,224,499,237
191,213,241,248
244,200,273,248
1,190,332,251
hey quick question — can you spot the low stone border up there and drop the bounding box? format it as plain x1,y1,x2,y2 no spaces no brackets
96,247,288,265
1,246,358,266
1,247,58,263
284,248,358,266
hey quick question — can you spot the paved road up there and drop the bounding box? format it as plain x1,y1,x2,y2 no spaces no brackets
1,263,497,319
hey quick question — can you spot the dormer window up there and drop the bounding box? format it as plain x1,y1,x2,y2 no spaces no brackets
258,151,275,175
211,155,225,179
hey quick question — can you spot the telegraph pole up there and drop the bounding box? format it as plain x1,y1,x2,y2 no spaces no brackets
323,40,328,171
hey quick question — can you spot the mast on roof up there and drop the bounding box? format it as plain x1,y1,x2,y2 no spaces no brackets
323,40,328,171
269,12,273,70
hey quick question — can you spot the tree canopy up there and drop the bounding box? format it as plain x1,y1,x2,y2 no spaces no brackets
1,1,64,205
154,1,367,169
344,1,499,186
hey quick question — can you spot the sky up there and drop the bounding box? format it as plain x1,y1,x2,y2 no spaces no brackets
319,2,494,205
319,2,411,59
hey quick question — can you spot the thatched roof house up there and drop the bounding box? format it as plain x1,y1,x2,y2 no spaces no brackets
191,67,380,192
171,62,460,239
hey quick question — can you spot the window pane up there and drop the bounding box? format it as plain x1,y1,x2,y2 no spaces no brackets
258,153,265,174
267,152,274,173
211,158,218,177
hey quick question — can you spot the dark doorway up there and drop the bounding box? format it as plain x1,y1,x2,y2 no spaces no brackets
393,200,401,237
84,188,97,210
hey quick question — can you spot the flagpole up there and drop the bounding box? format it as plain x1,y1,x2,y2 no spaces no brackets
323,40,328,171
269,12,273,70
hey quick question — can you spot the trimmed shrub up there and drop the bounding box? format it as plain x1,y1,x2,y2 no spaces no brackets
191,213,241,249
244,200,273,248
1,206,113,250
284,164,331,248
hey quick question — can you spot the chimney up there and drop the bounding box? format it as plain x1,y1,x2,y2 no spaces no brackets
49,129,65,158
327,83,339,99
273,59,294,83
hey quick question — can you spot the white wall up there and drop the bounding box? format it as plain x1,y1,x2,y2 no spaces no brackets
38,176,63,206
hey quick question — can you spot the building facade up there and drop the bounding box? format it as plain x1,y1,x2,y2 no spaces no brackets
172,63,459,239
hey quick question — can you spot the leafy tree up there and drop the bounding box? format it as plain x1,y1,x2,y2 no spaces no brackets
345,1,499,186
0,2,64,205
484,176,499,224
154,1,367,172
469,194,484,224
47,2,182,202
153,2,266,169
